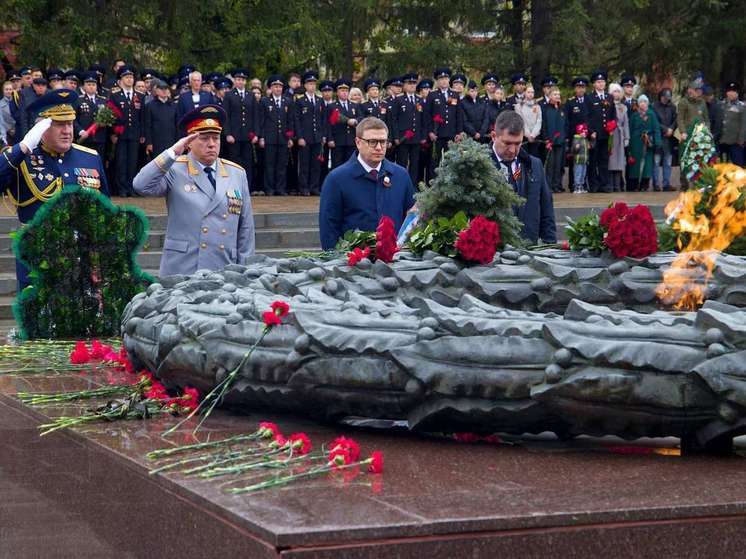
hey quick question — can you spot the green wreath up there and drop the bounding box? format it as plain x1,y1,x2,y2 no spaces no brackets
12,185,153,339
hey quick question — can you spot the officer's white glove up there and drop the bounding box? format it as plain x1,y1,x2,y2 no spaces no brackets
20,118,53,153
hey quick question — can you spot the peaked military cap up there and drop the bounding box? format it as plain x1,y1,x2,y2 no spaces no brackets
541,76,558,87
8,70,21,81
364,77,381,91
319,80,334,92
416,78,433,91
179,104,226,134
88,64,106,76
382,78,392,89
266,74,285,87
81,71,98,83
725,81,740,93
27,88,79,121
232,68,249,79
335,78,352,90
204,72,222,84
178,64,196,78
47,68,64,81
572,76,589,87
215,77,233,90
19,66,32,77
510,72,527,84
433,67,451,79
64,69,80,83
32,77,48,86
467,80,478,90
620,74,637,87
402,72,419,83
591,70,607,82
117,65,136,79
389,76,404,87
302,71,319,84
141,68,157,80
481,73,499,86
450,73,467,85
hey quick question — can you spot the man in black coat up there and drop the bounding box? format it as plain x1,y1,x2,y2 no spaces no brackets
461,80,485,142
143,80,177,157
587,70,616,193
258,75,295,195
223,68,258,187
318,80,336,186
327,79,360,168
390,72,425,185
294,71,325,195
426,67,463,171
74,71,108,160
109,65,145,196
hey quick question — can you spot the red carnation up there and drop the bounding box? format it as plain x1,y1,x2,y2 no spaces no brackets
288,432,313,455
329,447,353,469
627,156,636,166
329,108,341,125
69,341,91,364
561,240,570,250
330,436,361,462
285,130,295,139
248,132,257,141
106,99,123,120
545,140,553,151
271,433,288,448
177,387,200,410
113,125,125,136
553,131,561,138
316,154,325,163
89,340,109,360
368,450,384,474
145,380,169,400
375,215,398,263
258,421,281,438
433,114,444,125
262,310,282,327
454,215,501,265
605,120,617,134
347,246,371,266
403,129,415,140
270,300,290,318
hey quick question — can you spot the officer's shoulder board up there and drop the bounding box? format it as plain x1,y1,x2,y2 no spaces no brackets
71,143,99,155
220,158,244,171
175,155,189,163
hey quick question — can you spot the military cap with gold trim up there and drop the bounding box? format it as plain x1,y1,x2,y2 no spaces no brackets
27,88,79,122
178,104,226,135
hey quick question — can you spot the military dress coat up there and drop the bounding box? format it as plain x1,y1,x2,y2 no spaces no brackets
133,151,255,277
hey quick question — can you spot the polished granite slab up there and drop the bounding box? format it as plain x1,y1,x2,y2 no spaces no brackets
2,368,746,558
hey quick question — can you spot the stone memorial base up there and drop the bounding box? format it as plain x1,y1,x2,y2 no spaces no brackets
2,369,746,558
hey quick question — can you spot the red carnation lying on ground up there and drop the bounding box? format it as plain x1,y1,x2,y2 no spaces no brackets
288,432,312,455
375,216,398,263
271,300,290,318
347,246,371,266
600,202,658,259
368,450,384,474
330,436,361,462
69,341,91,364
454,215,501,265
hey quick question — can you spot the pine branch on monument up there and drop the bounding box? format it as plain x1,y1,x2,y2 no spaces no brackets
414,138,525,248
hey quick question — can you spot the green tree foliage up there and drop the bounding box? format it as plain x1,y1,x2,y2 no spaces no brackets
414,138,525,248
2,0,744,89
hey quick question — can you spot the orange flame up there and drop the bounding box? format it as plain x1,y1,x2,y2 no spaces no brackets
657,164,746,310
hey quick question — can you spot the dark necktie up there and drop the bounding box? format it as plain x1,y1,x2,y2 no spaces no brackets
409,95,414,105
343,102,348,112
369,169,378,181
240,91,244,99
205,167,216,191
126,92,131,102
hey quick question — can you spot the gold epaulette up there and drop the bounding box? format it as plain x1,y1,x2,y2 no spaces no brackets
71,143,98,155
175,155,189,162
220,158,244,170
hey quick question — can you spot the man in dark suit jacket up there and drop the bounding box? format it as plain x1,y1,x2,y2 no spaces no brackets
176,71,215,135
222,68,258,185
489,110,556,244
74,72,108,160
327,79,360,169
258,75,295,195
109,65,145,196
319,117,415,250
294,71,325,195
587,70,616,193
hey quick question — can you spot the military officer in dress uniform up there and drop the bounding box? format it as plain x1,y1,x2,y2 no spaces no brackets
0,89,109,289
258,75,295,195
318,80,335,185
327,79,360,169
223,68,258,190
109,65,145,196
621,74,638,113
480,73,499,103
74,72,108,160
587,70,616,193
133,105,254,277
390,72,425,185
506,73,528,109
360,78,386,120
294,71,324,196
416,78,434,184
64,70,81,93
47,69,64,90
426,67,463,171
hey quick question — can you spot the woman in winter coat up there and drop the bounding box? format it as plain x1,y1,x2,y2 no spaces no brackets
540,87,567,193
515,85,542,158
607,83,630,192
626,95,662,192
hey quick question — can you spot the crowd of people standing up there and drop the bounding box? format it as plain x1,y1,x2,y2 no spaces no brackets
1,61,744,198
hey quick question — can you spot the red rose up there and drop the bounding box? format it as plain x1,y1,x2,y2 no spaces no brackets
368,450,384,474
262,310,282,327
454,215,501,265
375,216,399,263
347,246,371,266
433,114,444,125
69,341,91,364
330,436,361,462
270,300,290,318
600,202,657,259
288,432,312,455
112,125,125,136
329,108,341,125
248,132,257,141
403,130,415,140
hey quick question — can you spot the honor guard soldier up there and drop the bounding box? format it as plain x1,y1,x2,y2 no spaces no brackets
480,73,499,103
295,71,324,196
621,74,638,113
258,75,295,195
587,70,616,193
327,78,360,169
133,105,254,277
426,67,463,170
416,78,434,184
390,72,425,185
74,72,108,159
0,89,110,288
109,65,145,196
223,68,258,189
318,80,335,184
461,80,485,142
506,73,528,108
